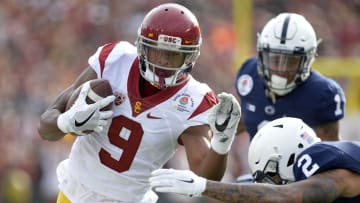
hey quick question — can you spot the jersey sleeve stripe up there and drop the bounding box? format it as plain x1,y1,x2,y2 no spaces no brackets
188,91,218,120
99,42,119,77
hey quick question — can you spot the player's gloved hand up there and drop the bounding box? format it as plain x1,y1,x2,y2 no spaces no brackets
149,169,207,197
209,92,241,154
57,81,115,136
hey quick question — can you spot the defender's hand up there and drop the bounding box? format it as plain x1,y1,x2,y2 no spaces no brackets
209,92,241,154
150,169,206,197
57,81,115,136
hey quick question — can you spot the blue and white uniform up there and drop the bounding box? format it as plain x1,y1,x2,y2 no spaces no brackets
235,57,345,139
294,141,360,203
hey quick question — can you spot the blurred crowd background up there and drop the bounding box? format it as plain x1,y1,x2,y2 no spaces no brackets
0,0,359,203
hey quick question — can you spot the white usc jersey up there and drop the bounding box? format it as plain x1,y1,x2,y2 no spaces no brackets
57,41,217,202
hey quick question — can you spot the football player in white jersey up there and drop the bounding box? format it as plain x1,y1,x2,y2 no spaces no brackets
38,3,241,203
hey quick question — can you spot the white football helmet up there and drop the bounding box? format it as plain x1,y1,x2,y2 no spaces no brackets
248,117,321,184
257,13,319,96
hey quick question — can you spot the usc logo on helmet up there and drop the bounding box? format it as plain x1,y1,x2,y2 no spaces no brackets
163,35,181,44
158,34,182,47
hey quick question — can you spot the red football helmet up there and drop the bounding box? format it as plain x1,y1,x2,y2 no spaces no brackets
136,3,201,89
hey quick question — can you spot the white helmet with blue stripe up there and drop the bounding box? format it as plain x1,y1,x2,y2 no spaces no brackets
257,13,319,96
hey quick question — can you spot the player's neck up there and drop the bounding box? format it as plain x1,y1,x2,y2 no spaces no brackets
139,77,161,98
266,90,280,103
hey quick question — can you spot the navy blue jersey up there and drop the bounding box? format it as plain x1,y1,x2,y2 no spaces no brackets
294,141,360,203
235,57,345,138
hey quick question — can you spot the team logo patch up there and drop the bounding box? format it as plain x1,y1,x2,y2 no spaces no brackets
133,101,142,114
264,105,275,115
237,74,253,96
113,92,126,106
173,93,194,112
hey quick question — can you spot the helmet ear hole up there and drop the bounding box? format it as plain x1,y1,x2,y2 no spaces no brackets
287,153,295,167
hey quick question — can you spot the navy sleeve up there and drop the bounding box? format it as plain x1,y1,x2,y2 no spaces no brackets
294,141,360,181
310,71,346,123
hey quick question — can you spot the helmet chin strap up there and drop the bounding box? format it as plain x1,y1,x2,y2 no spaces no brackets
270,75,288,91
265,75,288,104
268,74,295,96
143,66,178,89
265,89,277,104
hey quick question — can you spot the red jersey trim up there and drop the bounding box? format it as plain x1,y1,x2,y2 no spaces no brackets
99,42,119,77
188,91,218,120
127,58,190,117
178,91,218,145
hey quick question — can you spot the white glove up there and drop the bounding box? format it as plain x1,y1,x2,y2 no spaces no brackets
57,81,115,136
209,92,241,154
149,169,207,197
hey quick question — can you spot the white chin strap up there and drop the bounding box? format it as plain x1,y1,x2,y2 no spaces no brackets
269,75,295,96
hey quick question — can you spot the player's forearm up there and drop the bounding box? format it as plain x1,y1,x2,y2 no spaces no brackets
203,181,292,203
203,178,340,203
38,86,74,141
38,108,65,141
197,150,227,181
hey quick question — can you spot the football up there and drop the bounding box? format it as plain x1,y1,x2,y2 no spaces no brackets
66,79,113,111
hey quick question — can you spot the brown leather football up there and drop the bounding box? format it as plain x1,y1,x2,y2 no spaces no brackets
66,79,113,111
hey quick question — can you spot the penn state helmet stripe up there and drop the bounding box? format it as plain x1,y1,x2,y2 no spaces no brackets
280,14,291,44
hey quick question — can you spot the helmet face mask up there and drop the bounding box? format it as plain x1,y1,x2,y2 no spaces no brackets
136,3,201,89
253,159,288,185
257,13,318,96
248,117,321,185
253,155,295,185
